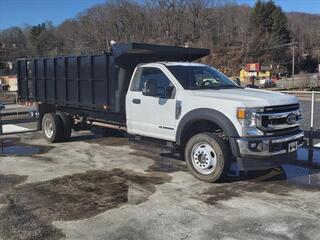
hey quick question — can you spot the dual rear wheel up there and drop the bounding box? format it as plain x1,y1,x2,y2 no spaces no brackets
42,112,72,143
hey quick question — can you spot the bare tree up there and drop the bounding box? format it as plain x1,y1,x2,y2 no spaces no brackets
1,0,320,76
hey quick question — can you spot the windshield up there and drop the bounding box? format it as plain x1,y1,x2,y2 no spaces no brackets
167,65,240,90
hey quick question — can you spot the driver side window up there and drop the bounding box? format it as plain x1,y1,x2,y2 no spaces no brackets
132,67,175,98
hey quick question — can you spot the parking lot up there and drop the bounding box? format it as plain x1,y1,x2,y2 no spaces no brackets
1,127,320,240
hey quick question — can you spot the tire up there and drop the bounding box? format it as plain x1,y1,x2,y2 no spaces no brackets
57,112,72,141
42,113,64,143
184,132,231,183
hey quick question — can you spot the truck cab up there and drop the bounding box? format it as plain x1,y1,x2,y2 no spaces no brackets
126,62,303,182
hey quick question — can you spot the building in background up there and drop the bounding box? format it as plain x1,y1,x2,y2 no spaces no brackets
240,64,272,83
0,75,18,91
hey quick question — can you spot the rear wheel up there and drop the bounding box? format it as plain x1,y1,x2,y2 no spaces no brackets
57,112,72,141
185,132,231,182
42,113,64,143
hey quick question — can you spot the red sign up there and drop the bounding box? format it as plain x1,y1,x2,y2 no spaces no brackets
246,63,261,72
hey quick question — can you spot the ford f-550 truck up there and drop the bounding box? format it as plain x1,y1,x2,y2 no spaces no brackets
17,42,304,182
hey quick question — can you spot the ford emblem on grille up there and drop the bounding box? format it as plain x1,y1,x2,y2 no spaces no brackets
287,114,297,125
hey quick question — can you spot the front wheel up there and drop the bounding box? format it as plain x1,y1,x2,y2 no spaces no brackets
184,133,231,182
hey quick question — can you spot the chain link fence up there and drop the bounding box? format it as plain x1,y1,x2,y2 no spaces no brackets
279,91,320,147
0,91,37,135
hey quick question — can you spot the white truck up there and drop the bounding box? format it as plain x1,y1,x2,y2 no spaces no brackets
17,43,304,182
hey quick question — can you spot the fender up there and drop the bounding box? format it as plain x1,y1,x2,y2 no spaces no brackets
175,108,239,145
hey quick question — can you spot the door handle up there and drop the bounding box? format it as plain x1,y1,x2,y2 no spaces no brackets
132,98,141,104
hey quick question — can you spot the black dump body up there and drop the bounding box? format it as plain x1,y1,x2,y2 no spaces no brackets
17,42,209,124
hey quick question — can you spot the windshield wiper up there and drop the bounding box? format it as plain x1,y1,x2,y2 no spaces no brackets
192,86,220,90
219,85,242,89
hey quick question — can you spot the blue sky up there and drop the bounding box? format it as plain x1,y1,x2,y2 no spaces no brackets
236,0,320,14
0,0,106,30
0,0,319,30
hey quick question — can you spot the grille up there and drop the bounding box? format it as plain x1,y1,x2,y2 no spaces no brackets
256,104,301,133
264,104,299,113
261,117,289,127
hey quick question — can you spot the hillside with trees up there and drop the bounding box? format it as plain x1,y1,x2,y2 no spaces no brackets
0,0,319,75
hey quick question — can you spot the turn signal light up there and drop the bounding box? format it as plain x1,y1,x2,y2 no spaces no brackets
237,108,246,120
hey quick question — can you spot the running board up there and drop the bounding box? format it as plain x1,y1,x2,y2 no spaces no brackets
130,135,178,150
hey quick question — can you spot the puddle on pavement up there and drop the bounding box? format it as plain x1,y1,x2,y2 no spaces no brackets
296,147,320,164
0,137,53,156
0,169,170,240
281,164,320,188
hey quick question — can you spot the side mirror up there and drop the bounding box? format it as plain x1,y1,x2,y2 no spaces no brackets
165,86,175,99
142,79,157,96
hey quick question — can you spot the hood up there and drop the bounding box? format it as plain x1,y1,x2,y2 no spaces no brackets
191,88,298,107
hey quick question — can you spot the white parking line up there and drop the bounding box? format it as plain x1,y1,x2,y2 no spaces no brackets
3,124,30,134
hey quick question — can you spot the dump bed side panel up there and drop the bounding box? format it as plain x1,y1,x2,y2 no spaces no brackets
17,54,115,113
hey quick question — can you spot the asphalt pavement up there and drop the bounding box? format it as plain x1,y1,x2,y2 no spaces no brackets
1,130,320,240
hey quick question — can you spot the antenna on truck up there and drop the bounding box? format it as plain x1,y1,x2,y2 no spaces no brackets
109,40,117,46
106,40,117,52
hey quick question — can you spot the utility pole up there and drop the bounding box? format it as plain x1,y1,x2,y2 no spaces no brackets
292,41,295,88
318,49,320,82
260,42,298,88
289,41,298,88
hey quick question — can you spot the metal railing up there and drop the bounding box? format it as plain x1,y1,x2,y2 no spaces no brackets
279,91,320,147
0,91,37,135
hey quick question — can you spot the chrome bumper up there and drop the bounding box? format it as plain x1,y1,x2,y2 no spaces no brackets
237,131,304,157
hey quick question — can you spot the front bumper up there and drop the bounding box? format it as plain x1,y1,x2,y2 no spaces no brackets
230,130,304,170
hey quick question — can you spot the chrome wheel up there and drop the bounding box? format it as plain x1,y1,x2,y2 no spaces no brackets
191,142,217,175
44,118,54,138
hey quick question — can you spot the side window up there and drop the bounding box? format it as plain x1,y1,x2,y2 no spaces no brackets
131,67,175,98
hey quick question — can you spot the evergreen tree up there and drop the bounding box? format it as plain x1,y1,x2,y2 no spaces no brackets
250,0,277,34
28,23,57,56
249,0,291,63
250,0,289,41
271,6,290,45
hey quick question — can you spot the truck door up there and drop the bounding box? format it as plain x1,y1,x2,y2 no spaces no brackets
126,66,177,141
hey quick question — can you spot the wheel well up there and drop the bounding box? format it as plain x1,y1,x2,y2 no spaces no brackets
180,120,224,147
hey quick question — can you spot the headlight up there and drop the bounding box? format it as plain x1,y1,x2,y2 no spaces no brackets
237,107,264,136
